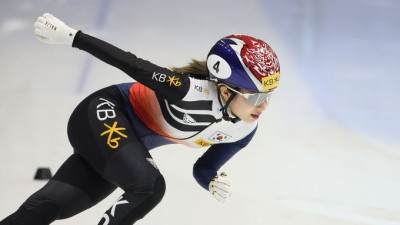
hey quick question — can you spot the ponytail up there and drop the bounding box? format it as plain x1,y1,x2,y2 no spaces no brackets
170,59,209,79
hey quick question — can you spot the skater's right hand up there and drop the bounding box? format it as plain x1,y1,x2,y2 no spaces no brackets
209,172,231,203
34,13,78,46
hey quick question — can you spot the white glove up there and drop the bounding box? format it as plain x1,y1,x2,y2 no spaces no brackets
34,13,78,46
209,172,232,203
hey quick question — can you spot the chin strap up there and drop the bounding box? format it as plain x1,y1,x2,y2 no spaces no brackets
217,89,241,123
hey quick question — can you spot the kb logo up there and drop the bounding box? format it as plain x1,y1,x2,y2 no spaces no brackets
152,72,167,82
100,196,129,225
167,76,181,87
152,72,181,87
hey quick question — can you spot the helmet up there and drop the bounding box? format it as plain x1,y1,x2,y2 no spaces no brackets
207,34,280,92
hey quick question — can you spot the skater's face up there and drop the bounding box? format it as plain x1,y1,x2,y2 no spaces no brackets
219,86,269,123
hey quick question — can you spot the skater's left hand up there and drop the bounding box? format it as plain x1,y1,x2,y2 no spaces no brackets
209,172,231,203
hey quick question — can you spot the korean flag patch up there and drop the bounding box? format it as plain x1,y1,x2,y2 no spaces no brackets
208,131,232,143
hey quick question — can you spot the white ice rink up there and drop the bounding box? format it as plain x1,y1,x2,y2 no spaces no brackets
1,0,400,224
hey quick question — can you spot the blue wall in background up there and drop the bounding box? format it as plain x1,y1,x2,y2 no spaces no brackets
261,0,400,145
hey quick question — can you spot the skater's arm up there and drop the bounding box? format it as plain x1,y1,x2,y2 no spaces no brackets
34,13,190,101
192,126,257,190
72,31,190,100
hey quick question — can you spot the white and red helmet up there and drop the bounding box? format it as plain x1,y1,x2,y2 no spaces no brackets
207,34,280,92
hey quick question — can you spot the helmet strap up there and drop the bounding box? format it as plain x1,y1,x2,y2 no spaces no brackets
217,88,240,123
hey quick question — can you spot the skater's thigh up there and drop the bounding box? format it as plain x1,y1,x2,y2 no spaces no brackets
52,153,117,204
44,153,117,218
67,85,140,175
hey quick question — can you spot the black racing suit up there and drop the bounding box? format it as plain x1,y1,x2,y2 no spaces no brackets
0,31,257,225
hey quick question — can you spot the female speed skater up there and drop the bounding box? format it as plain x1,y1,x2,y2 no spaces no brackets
0,13,280,225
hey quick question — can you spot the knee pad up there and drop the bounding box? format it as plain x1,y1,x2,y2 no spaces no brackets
1,193,62,225
41,180,94,219
125,174,166,207
1,175,96,225
150,174,166,204
25,180,93,220
125,174,166,220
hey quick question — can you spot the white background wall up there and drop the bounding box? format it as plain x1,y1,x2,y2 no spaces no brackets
1,0,399,224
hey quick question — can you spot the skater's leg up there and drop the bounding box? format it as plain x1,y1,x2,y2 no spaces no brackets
0,153,116,225
65,85,166,225
97,142,165,225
